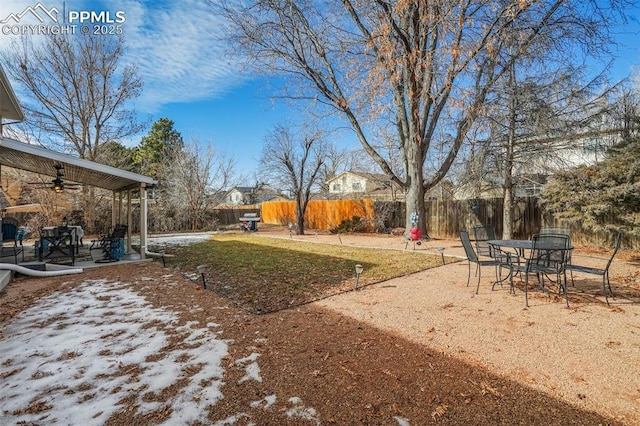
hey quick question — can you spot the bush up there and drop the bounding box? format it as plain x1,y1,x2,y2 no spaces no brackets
372,201,401,233
330,215,367,234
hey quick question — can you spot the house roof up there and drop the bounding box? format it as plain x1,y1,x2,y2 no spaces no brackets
229,186,254,194
0,137,156,192
327,171,390,184
0,65,24,122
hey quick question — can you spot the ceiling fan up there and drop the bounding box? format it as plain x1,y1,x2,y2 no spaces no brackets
28,164,81,193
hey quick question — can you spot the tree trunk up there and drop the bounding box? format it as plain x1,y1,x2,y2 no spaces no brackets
503,174,514,239
295,200,305,235
405,152,427,236
503,118,515,240
503,61,517,240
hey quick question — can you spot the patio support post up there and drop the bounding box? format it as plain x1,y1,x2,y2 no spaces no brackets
117,191,127,248
111,191,117,228
127,189,133,254
118,191,124,224
140,183,148,260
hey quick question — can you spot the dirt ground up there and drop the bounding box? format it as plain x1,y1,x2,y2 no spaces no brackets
1,228,639,425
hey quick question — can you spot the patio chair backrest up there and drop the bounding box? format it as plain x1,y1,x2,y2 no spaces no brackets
540,227,572,263
460,230,479,263
2,216,19,227
540,227,571,239
473,224,496,240
2,222,18,242
473,225,496,257
531,233,570,268
604,232,623,271
111,224,128,239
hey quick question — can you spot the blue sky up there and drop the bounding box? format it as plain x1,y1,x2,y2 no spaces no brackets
0,0,307,180
1,0,639,183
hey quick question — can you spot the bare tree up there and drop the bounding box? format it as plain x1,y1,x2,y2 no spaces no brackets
3,33,143,160
497,70,614,239
3,33,144,232
260,124,325,234
219,0,627,234
462,61,624,238
168,140,236,231
316,143,351,195
611,87,640,140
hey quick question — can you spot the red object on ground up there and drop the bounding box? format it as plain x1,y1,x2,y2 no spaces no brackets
409,227,422,241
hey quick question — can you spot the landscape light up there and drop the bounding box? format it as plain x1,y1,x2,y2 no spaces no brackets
196,264,208,289
354,264,364,290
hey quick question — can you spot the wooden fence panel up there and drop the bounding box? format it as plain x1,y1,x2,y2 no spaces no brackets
262,199,374,231
424,197,541,239
213,206,261,226
372,201,405,230
543,215,634,248
260,201,295,225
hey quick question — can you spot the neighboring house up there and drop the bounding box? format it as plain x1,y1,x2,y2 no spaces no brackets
226,187,256,206
327,171,401,200
225,185,285,206
455,127,624,201
453,174,547,200
552,134,617,168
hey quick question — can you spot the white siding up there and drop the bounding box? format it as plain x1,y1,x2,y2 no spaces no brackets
328,172,367,194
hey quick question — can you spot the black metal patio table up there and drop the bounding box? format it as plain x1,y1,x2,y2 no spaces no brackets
487,238,573,306
487,239,573,257
39,227,75,265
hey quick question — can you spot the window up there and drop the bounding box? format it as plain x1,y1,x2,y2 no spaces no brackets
332,183,341,192
352,181,362,191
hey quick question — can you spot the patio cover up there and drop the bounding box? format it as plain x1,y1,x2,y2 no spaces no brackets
0,137,155,192
0,137,157,259
0,63,159,264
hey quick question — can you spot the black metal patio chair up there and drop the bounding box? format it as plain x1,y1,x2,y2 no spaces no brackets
506,233,571,307
460,229,506,295
1,217,24,263
565,232,622,305
90,224,128,263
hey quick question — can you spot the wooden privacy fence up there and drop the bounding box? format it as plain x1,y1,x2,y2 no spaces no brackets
213,206,260,226
427,197,542,239
262,199,375,231
230,197,637,248
260,198,538,236
440,197,639,248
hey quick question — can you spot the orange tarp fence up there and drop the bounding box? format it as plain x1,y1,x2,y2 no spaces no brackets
261,199,375,231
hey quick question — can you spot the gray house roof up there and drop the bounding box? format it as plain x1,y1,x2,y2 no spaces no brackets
229,186,255,194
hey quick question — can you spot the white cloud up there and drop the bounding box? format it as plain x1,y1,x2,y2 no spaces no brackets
119,0,246,112
0,0,247,113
